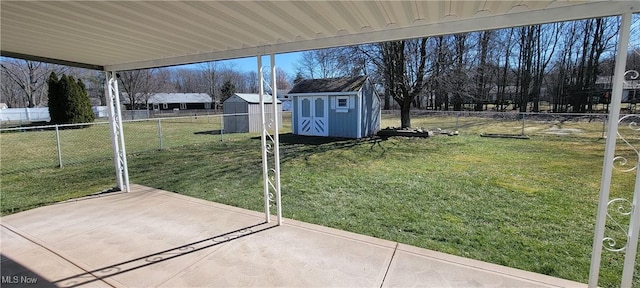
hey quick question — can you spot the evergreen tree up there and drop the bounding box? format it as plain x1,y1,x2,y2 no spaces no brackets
220,80,236,103
47,73,95,125
47,72,64,123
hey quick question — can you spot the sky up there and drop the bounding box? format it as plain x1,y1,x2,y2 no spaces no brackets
181,51,302,78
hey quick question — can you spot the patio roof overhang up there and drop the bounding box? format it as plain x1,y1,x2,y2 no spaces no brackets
2,1,639,287
1,1,638,71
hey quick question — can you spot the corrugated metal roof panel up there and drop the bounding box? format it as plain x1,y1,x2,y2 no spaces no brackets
1,1,636,71
232,93,281,104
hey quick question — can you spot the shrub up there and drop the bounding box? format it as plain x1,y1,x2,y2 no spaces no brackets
48,72,95,125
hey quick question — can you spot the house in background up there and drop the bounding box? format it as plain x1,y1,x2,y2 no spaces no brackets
223,93,282,133
276,89,292,111
288,76,381,139
120,93,212,110
596,76,640,103
147,93,212,111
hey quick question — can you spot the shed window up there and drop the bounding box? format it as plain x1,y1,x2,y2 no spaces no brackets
163,103,168,109
301,99,311,117
336,96,349,113
180,103,187,110
337,97,348,108
315,98,325,117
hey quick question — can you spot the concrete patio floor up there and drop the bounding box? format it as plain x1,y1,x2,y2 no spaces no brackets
1,184,586,287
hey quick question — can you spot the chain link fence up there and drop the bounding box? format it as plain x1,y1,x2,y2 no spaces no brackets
0,114,246,174
0,110,620,174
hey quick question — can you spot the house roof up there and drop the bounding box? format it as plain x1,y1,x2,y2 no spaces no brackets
289,76,368,94
231,93,281,104
149,93,212,104
1,1,636,71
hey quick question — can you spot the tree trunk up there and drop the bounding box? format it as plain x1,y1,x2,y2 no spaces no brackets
400,100,411,128
384,93,391,110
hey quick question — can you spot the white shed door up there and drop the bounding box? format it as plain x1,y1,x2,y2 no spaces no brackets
298,96,328,136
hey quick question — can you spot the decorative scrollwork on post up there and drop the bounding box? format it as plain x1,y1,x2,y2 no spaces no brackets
613,114,640,172
603,198,633,252
625,69,638,81
258,60,282,222
105,71,129,192
604,111,640,255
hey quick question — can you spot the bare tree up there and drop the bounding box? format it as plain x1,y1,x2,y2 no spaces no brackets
275,67,291,90
0,59,66,107
474,31,493,111
562,17,618,112
118,68,164,109
362,39,428,128
295,47,356,79
244,71,259,93
172,68,201,93
429,35,452,111
1,68,24,107
451,34,469,111
529,23,561,112
199,62,219,107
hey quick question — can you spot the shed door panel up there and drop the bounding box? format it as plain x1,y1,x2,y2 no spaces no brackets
298,96,328,136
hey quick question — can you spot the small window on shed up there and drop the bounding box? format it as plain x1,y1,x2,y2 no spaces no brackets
180,103,187,110
336,96,349,113
301,98,311,117
337,97,348,108
163,103,168,109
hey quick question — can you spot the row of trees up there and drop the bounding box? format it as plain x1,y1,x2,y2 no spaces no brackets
116,63,290,109
291,15,639,127
0,59,292,110
1,59,105,108
2,15,638,128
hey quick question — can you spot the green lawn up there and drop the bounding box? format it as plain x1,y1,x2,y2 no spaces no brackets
1,112,638,287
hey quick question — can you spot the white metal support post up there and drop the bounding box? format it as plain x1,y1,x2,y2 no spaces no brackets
588,12,633,288
258,55,271,223
271,53,283,225
105,71,130,192
257,53,283,225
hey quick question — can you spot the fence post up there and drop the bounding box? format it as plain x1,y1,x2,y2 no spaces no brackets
220,114,224,141
157,119,163,150
55,124,63,168
521,113,526,135
601,114,607,139
455,112,460,130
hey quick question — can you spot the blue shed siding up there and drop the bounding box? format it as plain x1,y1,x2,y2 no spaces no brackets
328,99,358,138
292,97,298,134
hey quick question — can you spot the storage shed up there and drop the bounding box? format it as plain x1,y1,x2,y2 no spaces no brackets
289,76,380,139
223,93,282,133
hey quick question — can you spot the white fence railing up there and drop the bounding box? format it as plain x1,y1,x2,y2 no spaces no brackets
0,107,51,123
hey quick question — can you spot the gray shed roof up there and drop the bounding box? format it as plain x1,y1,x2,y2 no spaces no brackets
288,76,368,94
149,93,212,104
230,93,281,104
